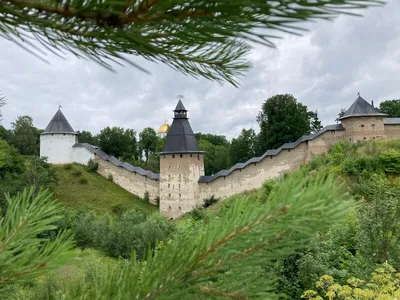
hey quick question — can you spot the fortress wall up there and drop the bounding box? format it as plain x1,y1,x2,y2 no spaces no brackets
69,146,95,165
96,157,159,204
306,130,346,162
198,142,309,202
384,124,400,139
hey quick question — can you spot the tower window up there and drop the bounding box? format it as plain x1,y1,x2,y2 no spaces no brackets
168,183,170,188
172,154,175,158
361,124,364,127
190,154,193,158
168,193,171,197
197,154,200,160
372,124,375,127
180,154,183,158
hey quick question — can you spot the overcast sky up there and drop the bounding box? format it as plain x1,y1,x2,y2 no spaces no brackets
1,1,399,140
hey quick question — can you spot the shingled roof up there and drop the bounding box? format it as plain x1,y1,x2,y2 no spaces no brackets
42,108,76,134
160,100,202,154
340,95,386,120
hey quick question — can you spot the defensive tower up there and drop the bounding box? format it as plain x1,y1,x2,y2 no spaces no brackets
339,94,387,141
40,107,78,163
159,99,204,219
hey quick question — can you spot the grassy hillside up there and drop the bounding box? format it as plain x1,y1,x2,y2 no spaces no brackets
53,164,157,214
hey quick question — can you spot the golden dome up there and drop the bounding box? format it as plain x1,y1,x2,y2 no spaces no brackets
158,122,170,134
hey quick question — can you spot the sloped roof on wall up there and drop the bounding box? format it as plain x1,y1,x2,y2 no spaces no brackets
340,95,386,120
198,124,344,183
73,143,160,180
42,109,76,134
384,118,400,125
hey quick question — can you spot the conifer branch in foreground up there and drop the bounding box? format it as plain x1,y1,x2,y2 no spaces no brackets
0,0,384,85
0,188,74,289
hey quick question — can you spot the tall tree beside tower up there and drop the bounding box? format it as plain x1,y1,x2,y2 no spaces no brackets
257,94,312,153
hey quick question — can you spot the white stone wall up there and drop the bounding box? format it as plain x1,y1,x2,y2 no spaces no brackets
96,158,159,204
69,147,95,165
40,134,77,164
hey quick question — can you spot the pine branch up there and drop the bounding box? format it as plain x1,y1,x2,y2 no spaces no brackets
67,172,355,299
0,0,384,86
0,187,74,289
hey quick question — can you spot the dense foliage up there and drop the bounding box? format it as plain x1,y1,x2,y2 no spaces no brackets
0,139,57,213
302,263,400,299
257,94,320,152
73,208,175,259
379,99,400,117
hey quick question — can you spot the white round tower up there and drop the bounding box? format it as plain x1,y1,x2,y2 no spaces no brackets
40,107,78,164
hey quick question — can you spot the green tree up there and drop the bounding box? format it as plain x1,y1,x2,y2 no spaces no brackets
197,134,231,175
379,99,400,117
98,127,138,160
257,94,311,152
308,111,323,133
230,128,257,164
8,115,39,156
335,108,346,123
139,127,158,164
0,1,381,86
0,92,5,123
78,130,98,145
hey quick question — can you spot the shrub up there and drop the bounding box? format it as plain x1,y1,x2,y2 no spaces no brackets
107,173,113,181
379,149,400,174
143,191,149,203
111,203,124,215
203,195,218,208
79,176,88,184
188,208,207,221
72,169,83,177
86,158,99,173
302,263,400,299
71,209,175,260
63,164,73,170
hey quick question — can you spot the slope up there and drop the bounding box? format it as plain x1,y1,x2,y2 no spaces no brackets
53,163,157,214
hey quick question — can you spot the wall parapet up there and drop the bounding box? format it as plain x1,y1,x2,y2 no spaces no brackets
198,124,344,183
73,143,160,181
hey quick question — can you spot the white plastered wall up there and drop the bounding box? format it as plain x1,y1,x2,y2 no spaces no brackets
40,134,77,164
69,147,95,165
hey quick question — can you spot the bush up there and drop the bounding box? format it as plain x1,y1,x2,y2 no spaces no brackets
71,209,175,260
203,195,218,208
188,208,208,221
107,173,113,181
379,149,400,174
111,203,124,215
86,158,99,173
79,176,88,184
143,191,149,203
302,263,400,299
72,169,83,177
63,164,73,170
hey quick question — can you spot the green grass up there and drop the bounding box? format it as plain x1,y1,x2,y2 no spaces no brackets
53,164,157,214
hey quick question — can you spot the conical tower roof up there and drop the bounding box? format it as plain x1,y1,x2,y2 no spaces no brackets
160,100,202,154
42,108,76,134
340,95,386,120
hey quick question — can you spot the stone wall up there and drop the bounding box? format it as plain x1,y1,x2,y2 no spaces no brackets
96,157,159,204
384,124,400,139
